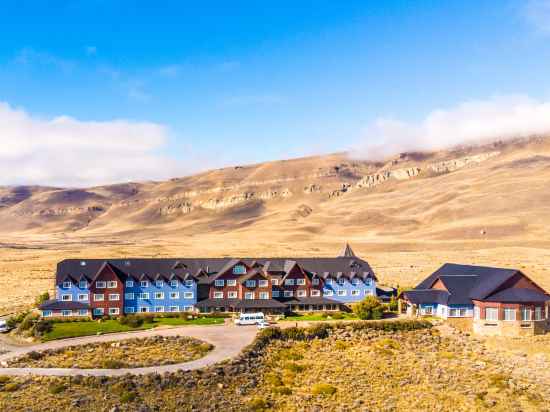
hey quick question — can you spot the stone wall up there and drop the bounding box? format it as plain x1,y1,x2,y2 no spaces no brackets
473,319,548,337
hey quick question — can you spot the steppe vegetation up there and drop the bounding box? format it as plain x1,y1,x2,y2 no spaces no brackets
0,320,548,412
7,336,213,369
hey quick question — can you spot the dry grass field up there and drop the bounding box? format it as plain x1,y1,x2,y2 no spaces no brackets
1,136,550,314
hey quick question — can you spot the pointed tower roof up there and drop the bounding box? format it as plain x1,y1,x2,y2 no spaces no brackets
339,243,356,258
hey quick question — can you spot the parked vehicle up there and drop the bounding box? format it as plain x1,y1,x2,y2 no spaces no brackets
0,320,11,333
234,312,265,325
257,320,271,329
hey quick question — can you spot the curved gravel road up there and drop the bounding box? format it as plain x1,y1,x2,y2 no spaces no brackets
0,324,258,377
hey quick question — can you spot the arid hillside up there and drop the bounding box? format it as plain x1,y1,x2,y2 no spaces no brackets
1,136,550,312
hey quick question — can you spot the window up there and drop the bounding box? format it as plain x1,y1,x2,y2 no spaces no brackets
311,290,320,297
245,292,254,300
422,306,433,315
503,308,516,321
259,292,269,299
154,306,164,313
96,281,106,289
365,279,372,286
233,265,246,274
125,307,135,313
296,279,305,286
170,292,180,299
125,293,135,300
94,294,104,301
184,292,194,299
62,281,72,289
140,280,149,287
139,307,149,313
324,290,334,296
79,281,88,289
170,280,178,287
108,308,120,315
154,292,164,300
284,290,293,297
62,310,72,317
61,294,72,301
183,306,193,312
170,306,179,312
337,290,347,296
138,292,150,300
109,294,120,301
312,278,319,285
521,307,532,321
535,307,543,321
285,279,295,286
271,290,280,298
155,280,164,287
337,278,346,286
93,308,104,316
42,310,52,317
297,290,307,297
271,279,279,285
258,279,268,288
226,279,237,287
227,291,238,299
326,279,333,285
485,307,499,321
351,279,359,286
474,306,480,320
214,291,224,299
185,280,194,287
78,294,88,301
215,279,225,287
351,290,360,296
245,280,256,288
107,281,117,288
364,289,373,295
449,308,459,317
126,280,134,287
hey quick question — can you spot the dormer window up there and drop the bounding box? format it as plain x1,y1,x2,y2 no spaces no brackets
233,265,246,275
312,278,320,285
155,280,164,287
337,278,346,286
62,281,72,289
79,280,88,289
170,280,179,287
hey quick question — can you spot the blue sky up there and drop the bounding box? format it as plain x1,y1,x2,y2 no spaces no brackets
1,0,550,186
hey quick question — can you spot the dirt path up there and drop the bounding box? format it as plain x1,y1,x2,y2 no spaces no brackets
0,324,258,376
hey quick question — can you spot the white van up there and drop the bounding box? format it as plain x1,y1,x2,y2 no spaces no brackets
0,320,10,333
234,312,265,325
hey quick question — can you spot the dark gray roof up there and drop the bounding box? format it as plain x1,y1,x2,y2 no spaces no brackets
39,300,90,311
484,288,550,303
56,256,376,285
403,289,450,305
439,276,479,305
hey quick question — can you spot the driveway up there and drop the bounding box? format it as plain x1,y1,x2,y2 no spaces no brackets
0,324,258,377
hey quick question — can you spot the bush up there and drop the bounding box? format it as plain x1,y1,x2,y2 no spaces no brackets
353,296,385,320
26,351,43,361
283,362,305,373
118,315,144,328
2,383,19,392
312,383,337,396
35,292,50,307
272,386,292,395
0,376,10,386
330,312,344,320
33,320,53,336
120,391,137,403
247,397,269,411
264,373,283,387
102,360,127,369
48,383,66,394
7,311,30,329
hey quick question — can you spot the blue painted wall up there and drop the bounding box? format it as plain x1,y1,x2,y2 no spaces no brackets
322,278,377,303
123,279,197,314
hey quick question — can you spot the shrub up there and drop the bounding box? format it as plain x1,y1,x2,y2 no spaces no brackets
312,383,337,396
7,311,30,329
26,351,43,361
283,362,305,373
272,386,292,395
118,315,144,328
247,397,269,411
353,296,385,320
281,327,306,341
388,296,399,312
33,320,53,336
331,312,344,320
102,360,127,369
0,376,10,386
2,383,19,392
35,292,50,307
305,323,332,339
264,373,283,387
120,391,137,403
18,312,40,332
48,383,66,394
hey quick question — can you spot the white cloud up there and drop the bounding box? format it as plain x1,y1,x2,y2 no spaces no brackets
525,0,550,34
0,102,188,187
352,95,550,160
